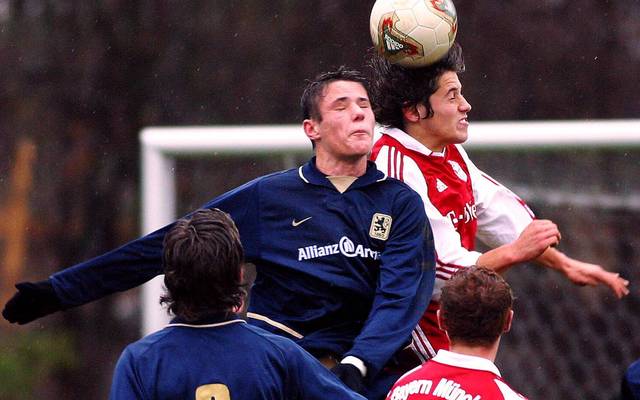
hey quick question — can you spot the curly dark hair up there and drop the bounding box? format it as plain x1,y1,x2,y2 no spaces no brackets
439,266,514,347
160,208,246,321
367,43,465,130
300,66,369,122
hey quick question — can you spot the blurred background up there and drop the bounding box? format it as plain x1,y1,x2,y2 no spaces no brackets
1,1,639,399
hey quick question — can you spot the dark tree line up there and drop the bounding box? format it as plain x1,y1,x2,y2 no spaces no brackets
0,1,638,398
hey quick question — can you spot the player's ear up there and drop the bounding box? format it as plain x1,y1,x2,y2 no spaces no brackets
303,119,320,141
503,309,514,333
436,309,447,332
402,103,427,123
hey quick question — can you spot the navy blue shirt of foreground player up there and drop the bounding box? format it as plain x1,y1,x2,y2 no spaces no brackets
50,157,435,379
109,314,367,400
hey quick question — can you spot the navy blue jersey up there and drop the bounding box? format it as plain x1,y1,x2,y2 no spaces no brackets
109,315,367,400
50,158,435,378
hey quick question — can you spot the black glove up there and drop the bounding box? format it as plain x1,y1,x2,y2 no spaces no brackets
2,280,63,324
330,363,365,393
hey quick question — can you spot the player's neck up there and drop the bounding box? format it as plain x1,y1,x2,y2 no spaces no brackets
404,124,445,153
314,154,367,177
449,338,501,363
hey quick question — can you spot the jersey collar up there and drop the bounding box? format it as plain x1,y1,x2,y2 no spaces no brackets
382,127,447,158
432,349,502,377
168,312,244,328
298,156,387,190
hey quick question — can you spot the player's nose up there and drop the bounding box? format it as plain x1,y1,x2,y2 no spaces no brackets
459,95,472,112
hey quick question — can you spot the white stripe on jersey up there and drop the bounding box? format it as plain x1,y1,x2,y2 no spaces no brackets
411,324,437,360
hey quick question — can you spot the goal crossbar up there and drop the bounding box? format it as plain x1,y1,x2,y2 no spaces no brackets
139,119,640,334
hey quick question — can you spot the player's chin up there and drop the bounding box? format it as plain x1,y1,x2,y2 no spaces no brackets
455,128,469,143
350,133,373,148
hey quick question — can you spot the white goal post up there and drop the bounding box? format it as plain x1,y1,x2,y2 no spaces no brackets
139,119,640,335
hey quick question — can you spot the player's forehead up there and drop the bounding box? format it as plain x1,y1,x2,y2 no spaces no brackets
435,71,462,92
320,80,369,104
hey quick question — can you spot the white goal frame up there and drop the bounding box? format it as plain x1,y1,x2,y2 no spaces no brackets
139,119,640,335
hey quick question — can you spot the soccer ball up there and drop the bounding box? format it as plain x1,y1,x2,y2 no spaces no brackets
370,0,458,68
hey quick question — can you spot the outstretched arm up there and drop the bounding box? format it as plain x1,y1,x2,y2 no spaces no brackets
476,219,560,274
2,224,170,325
535,247,630,298
2,178,261,324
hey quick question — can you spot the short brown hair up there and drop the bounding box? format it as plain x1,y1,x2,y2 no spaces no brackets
160,208,245,321
300,66,369,122
439,266,513,347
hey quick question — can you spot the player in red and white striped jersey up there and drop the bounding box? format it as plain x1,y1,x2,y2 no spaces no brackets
385,267,527,400
368,43,630,364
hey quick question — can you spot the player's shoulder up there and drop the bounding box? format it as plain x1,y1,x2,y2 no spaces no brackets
117,326,175,363
239,323,308,359
377,173,425,206
242,323,298,347
448,143,473,164
246,167,299,186
493,378,528,399
379,174,421,195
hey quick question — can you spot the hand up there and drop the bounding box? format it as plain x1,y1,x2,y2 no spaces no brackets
2,280,63,324
563,259,630,299
511,219,561,263
330,363,365,393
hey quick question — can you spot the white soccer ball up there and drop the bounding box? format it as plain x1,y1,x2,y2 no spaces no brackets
370,0,458,68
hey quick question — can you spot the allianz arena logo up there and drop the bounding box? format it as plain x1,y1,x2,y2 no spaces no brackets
298,236,380,261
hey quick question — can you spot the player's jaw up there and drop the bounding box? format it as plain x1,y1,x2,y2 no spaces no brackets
345,128,374,156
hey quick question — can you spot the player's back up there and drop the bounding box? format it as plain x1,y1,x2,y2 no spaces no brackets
110,317,364,400
386,351,527,400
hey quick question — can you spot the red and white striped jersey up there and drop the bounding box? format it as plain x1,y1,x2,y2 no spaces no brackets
385,350,528,400
371,128,534,360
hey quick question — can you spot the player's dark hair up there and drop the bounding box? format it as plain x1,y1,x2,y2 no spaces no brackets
300,66,369,122
439,266,513,347
367,42,465,129
160,208,246,322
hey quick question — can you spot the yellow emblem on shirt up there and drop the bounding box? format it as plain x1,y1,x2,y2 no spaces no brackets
369,213,392,241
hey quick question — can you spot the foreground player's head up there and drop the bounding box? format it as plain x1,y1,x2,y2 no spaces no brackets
438,266,514,348
161,208,245,322
368,43,466,131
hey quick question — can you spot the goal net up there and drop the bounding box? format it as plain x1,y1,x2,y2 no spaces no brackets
140,120,640,399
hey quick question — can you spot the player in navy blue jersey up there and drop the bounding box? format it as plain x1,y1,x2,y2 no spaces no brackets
4,67,436,400
109,208,367,400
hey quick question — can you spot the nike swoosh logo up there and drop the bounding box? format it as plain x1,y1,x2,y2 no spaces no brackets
292,217,312,227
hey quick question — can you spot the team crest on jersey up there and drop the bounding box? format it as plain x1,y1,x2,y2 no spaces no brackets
447,160,468,182
370,213,392,240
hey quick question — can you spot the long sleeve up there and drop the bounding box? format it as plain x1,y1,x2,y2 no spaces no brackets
345,188,435,378
282,338,367,400
456,145,535,249
50,178,261,307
